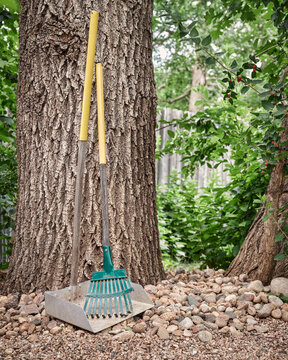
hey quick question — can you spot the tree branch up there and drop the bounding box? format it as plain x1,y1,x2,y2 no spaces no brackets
159,88,191,104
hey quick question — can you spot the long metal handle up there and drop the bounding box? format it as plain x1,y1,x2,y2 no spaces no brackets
70,11,99,288
96,63,110,247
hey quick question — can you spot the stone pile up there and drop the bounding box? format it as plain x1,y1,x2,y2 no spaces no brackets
0,269,288,343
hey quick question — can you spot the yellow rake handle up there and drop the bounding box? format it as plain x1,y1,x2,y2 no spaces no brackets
79,11,99,141
96,63,106,164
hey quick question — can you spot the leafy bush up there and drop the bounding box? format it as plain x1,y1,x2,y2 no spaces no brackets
0,8,18,268
157,166,270,269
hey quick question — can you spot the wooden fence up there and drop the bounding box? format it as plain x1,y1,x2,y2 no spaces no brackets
156,107,230,188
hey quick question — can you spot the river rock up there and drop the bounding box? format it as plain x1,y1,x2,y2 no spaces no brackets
271,308,282,319
258,304,274,318
268,295,283,307
270,277,288,297
198,330,212,342
179,317,193,330
247,280,264,293
157,326,169,339
112,331,134,342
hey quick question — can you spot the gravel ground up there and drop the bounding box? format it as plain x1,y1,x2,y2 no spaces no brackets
0,269,288,360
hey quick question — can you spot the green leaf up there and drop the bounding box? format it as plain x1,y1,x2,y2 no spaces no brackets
167,130,175,138
202,35,212,47
205,57,215,65
275,233,284,242
190,28,199,38
230,60,238,69
274,253,286,261
241,86,249,94
191,37,201,45
262,100,274,111
262,215,270,222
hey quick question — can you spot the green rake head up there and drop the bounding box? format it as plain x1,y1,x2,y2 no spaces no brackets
84,247,134,318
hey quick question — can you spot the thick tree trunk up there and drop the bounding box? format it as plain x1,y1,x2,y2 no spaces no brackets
226,119,288,284
7,0,165,293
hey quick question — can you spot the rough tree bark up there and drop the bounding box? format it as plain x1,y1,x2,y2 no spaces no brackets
226,117,288,284
7,0,165,293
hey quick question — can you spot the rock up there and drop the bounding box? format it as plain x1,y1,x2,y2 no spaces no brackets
132,323,146,334
191,315,203,325
239,274,248,282
232,319,244,331
21,304,39,315
203,293,216,304
254,325,268,333
219,326,230,334
33,294,45,306
198,330,212,343
203,321,218,330
225,311,236,319
246,317,258,325
270,277,288,297
183,329,193,337
50,326,62,335
28,334,38,342
5,348,14,355
215,277,223,285
175,267,186,275
5,294,20,310
47,320,58,330
229,326,242,337
247,280,264,293
281,303,288,311
222,285,238,294
271,308,282,319
247,305,256,316
160,311,178,321
215,317,227,328
239,292,255,302
5,330,17,337
112,331,134,341
167,325,178,333
199,304,210,313
225,294,237,306
157,326,169,339
179,317,193,330
258,304,274,318
282,310,288,322
268,295,283,308
144,285,158,294
172,329,183,336
260,293,268,303
204,314,216,323
187,295,199,306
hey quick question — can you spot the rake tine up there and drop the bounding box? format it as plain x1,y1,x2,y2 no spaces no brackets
122,278,133,313
97,281,104,318
113,279,119,317
115,279,124,316
119,278,129,315
84,280,93,313
87,281,97,317
92,281,100,317
103,280,108,318
108,280,113,317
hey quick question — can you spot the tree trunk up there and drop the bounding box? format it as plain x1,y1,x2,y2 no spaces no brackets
226,119,288,284
7,0,165,293
188,62,206,114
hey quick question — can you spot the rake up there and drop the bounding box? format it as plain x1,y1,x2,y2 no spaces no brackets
84,63,134,318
